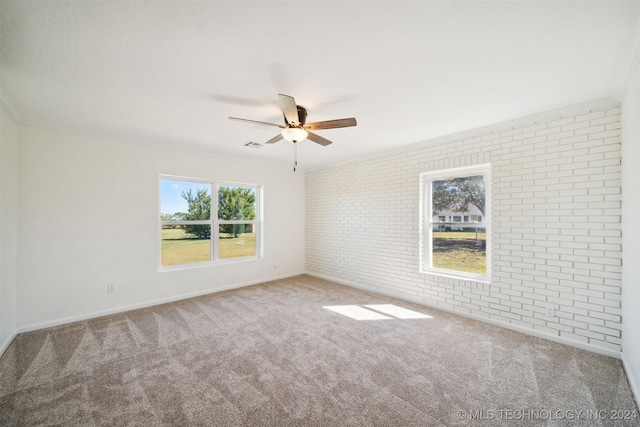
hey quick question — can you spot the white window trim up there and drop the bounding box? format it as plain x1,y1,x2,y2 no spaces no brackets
420,164,491,283
159,175,262,271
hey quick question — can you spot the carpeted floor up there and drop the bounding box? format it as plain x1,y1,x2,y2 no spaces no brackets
0,275,638,426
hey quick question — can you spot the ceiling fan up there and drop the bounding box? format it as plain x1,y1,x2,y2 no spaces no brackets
229,94,357,146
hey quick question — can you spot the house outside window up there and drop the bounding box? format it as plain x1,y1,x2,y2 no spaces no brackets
420,164,491,282
159,177,261,269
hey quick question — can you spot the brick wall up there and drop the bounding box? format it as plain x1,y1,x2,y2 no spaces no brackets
306,102,622,355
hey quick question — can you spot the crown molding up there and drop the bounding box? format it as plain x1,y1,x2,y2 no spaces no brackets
0,85,24,123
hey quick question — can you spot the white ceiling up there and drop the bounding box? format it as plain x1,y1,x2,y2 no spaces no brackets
1,1,638,171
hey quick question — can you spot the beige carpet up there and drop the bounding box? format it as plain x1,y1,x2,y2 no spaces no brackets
0,275,638,426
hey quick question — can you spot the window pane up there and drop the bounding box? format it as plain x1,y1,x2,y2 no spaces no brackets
161,225,211,266
432,227,486,274
160,180,211,221
218,186,256,220
432,175,485,217
219,224,256,259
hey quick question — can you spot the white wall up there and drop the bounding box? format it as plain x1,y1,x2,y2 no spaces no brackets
0,107,19,353
307,101,623,357
15,126,305,330
621,53,640,404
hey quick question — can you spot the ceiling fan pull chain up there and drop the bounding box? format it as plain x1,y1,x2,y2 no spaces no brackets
293,142,298,172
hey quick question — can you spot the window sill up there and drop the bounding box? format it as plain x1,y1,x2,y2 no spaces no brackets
159,256,261,272
420,268,490,284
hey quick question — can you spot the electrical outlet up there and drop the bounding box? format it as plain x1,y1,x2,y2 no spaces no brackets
107,283,116,294
544,306,554,317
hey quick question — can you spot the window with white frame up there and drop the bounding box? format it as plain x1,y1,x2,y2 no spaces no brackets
420,164,490,281
159,177,261,268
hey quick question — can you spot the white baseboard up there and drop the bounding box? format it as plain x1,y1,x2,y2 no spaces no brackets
16,271,305,335
0,330,18,359
622,353,640,410
307,271,622,360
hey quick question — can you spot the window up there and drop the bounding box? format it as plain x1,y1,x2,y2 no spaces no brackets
160,177,261,268
420,164,490,281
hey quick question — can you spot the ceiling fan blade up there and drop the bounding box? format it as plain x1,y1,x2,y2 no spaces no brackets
307,131,333,146
304,118,357,130
265,134,284,144
278,94,300,125
229,117,284,128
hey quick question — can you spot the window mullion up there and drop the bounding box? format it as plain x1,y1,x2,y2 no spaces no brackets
161,220,211,226
212,183,219,261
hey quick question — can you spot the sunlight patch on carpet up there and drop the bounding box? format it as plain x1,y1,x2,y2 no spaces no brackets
323,305,392,320
365,304,433,319
323,304,433,321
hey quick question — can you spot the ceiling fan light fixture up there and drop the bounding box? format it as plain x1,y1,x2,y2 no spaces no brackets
281,127,308,143
230,94,356,148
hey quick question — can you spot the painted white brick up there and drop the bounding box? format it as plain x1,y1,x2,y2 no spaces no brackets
306,104,622,353
589,324,621,337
